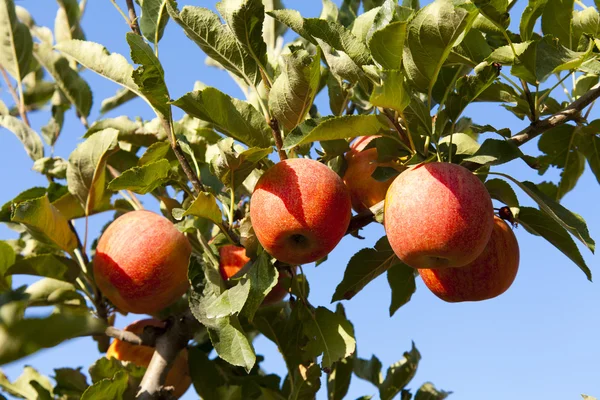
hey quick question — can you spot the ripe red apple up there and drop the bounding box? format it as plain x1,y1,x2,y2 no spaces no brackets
418,216,520,302
343,136,402,212
384,162,494,269
93,210,191,314
219,244,293,305
106,319,191,398
250,158,351,265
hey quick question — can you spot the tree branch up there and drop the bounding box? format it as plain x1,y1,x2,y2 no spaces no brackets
125,0,141,35
0,66,31,126
268,118,287,161
105,326,161,347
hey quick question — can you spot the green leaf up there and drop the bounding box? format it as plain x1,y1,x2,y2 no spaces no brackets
403,0,478,96
0,311,105,365
5,254,80,283
0,242,15,291
541,0,574,48
302,305,356,369
81,371,128,400
241,252,278,321
327,356,353,400
414,382,452,400
520,0,548,41
11,195,78,253
472,0,509,29
205,280,251,319
350,7,379,43
369,21,407,70
173,191,222,224
353,355,383,387
332,236,399,302
216,0,268,69
0,187,46,222
188,347,225,400
490,172,595,253
288,363,322,400
33,42,93,118
379,343,421,400
53,368,89,399
339,0,361,26
445,63,499,122
140,0,170,45
268,48,321,131
0,366,53,399
487,41,532,65
32,157,68,179
166,1,259,86
485,178,519,207
462,138,524,166
24,278,86,308
518,207,591,280
66,128,119,216
108,159,170,194
283,115,389,149
100,88,138,114
208,315,256,372
577,123,600,184
88,356,145,384
370,69,411,112
54,0,85,43
0,0,33,82
0,115,44,161
172,88,271,148
318,37,366,86
387,262,416,317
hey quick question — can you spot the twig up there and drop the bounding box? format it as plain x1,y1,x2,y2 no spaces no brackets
125,0,141,35
268,118,287,161
0,66,30,126
104,326,161,347
521,79,537,122
345,201,383,235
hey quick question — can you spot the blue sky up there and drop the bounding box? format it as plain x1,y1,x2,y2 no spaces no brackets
1,0,599,399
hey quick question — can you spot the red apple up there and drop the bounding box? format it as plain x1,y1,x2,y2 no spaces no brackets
93,210,191,314
418,216,520,302
106,319,191,399
384,162,494,269
250,158,351,265
343,136,402,212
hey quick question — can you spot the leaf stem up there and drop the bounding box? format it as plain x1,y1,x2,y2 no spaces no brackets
537,73,571,108
108,0,132,27
500,72,525,96
0,66,31,127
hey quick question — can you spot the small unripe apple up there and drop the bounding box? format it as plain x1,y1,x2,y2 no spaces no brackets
106,319,191,399
93,210,191,314
384,162,494,269
219,244,293,305
250,158,351,265
343,136,402,212
418,216,520,302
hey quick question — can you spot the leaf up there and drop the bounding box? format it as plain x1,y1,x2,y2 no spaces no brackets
332,236,399,302
0,311,105,365
5,254,80,283
33,42,92,118
80,370,128,400
32,157,68,179
370,69,411,112
369,21,407,70
541,0,574,48
0,242,15,291
53,368,89,399
317,37,366,86
0,115,44,161
140,0,170,45
88,356,145,384
268,48,321,131
205,280,251,319
414,382,452,400
328,356,353,400
485,178,519,207
518,207,591,280
172,88,271,148
173,191,222,224
0,366,53,399
208,315,256,372
0,0,33,82
445,63,500,122
353,355,383,387
108,159,170,194
387,262,416,317
289,364,322,400
241,252,278,321
302,305,356,368
520,0,548,41
577,124,600,184
403,0,478,95
100,88,138,114
188,347,225,400
472,0,509,29
11,195,78,253
379,343,421,400
462,138,524,166
490,172,595,253
166,1,259,86
24,278,86,309
283,115,389,149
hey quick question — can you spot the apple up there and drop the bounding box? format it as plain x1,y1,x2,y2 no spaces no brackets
384,162,494,269
250,158,351,265
343,136,402,212
106,319,191,399
219,244,294,305
93,210,191,314
418,216,520,302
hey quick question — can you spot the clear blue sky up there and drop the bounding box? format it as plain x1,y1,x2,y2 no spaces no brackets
1,1,599,399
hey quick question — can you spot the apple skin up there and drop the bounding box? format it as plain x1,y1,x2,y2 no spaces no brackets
250,158,351,265
343,136,401,213
219,244,294,305
93,210,191,314
384,162,494,269
418,216,520,302
106,319,191,399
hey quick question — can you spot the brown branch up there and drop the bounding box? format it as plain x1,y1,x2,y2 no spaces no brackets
268,118,287,161
105,325,161,347
383,109,411,148
125,0,141,35
0,66,30,126
137,310,200,400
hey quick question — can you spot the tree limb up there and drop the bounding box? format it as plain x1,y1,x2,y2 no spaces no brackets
0,66,30,127
125,0,141,35
105,325,162,347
